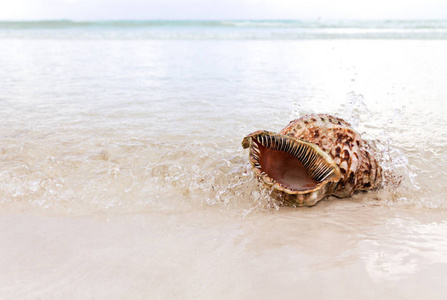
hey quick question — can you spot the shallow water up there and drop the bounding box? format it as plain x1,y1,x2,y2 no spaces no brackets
1,38,446,213
1,21,447,298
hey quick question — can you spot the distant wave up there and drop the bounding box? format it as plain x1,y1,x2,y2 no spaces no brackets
1,20,447,39
2,19,447,29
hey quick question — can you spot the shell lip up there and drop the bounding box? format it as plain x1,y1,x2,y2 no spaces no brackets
242,130,341,196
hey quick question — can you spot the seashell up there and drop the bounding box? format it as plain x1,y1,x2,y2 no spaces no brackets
242,114,383,206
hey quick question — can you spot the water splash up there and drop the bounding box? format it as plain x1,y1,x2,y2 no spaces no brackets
340,91,373,129
183,92,429,213
338,92,423,207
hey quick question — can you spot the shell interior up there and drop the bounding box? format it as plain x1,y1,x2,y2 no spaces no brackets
247,133,340,193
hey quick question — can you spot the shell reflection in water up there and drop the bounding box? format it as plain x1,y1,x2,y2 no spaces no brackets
242,114,383,206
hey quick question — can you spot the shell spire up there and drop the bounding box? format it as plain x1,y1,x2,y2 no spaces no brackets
242,114,383,206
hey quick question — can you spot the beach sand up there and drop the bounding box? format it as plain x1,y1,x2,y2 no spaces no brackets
1,201,446,299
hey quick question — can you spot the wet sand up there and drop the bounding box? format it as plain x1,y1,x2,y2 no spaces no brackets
1,201,446,299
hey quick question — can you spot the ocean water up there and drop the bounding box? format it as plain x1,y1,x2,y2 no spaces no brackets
1,20,447,298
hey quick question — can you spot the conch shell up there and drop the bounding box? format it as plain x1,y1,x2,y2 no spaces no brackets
242,114,383,206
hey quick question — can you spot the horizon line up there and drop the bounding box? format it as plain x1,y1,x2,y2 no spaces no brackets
1,18,447,22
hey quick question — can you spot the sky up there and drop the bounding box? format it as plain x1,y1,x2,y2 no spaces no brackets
1,0,447,20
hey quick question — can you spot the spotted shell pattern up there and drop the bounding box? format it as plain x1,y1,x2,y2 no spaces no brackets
280,114,382,197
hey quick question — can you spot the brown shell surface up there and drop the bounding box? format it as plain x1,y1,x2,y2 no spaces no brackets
280,114,382,197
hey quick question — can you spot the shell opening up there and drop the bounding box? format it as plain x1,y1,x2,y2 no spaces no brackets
247,133,339,193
